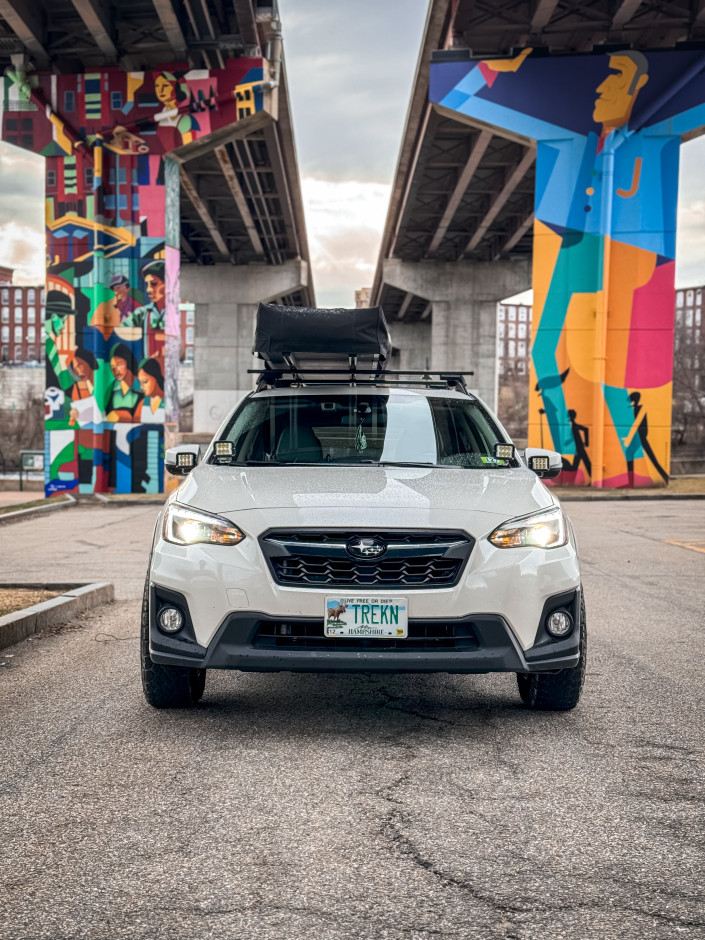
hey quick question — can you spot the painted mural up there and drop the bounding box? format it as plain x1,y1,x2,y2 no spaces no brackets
431,49,705,486
0,59,264,494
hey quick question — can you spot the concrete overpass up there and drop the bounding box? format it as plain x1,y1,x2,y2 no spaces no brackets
0,0,312,492
372,0,705,487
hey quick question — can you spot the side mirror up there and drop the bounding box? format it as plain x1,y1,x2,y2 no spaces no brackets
165,444,201,476
524,447,562,479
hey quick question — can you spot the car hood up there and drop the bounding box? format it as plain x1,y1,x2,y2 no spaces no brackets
176,465,555,532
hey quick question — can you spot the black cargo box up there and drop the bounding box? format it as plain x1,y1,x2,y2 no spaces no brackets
252,303,392,369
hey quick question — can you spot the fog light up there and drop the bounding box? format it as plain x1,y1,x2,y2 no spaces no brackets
158,606,183,633
546,609,572,637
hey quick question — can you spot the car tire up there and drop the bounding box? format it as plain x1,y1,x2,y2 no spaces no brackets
140,576,207,708
516,592,586,711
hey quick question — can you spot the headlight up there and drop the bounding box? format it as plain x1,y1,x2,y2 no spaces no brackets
489,507,567,549
163,503,245,546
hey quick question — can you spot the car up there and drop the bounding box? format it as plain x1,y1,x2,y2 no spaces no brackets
141,304,586,711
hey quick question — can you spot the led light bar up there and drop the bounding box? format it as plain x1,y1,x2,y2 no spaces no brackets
177,452,195,468
529,455,549,471
213,440,234,463
494,444,515,460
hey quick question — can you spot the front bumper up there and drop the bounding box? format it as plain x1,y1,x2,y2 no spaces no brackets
149,587,582,675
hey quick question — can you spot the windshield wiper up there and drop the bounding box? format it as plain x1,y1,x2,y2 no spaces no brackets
362,461,460,469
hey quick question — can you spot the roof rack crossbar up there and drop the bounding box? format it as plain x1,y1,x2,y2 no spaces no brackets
248,368,473,395
247,369,474,376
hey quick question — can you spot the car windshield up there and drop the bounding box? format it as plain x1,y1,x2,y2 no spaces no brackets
215,392,512,469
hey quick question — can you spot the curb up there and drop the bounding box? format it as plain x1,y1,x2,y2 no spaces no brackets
0,494,76,526
0,581,114,652
93,493,165,507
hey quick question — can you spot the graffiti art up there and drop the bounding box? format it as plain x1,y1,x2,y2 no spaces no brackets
431,48,705,486
1,59,264,494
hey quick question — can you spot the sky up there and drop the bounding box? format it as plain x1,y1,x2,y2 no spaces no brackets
2,0,705,307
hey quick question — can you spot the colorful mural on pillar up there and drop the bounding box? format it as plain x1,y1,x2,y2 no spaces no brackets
0,59,264,494
431,49,705,486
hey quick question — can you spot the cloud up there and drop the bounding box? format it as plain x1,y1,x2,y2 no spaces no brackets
278,0,429,183
302,177,390,306
0,142,45,283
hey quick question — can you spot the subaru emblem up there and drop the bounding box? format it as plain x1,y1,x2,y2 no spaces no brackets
346,536,387,559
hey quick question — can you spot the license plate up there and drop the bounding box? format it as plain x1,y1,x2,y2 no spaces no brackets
325,597,408,638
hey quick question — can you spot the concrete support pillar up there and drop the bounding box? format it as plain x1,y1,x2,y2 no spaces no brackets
431,48,705,486
42,146,177,494
180,260,309,433
382,259,530,409
389,321,432,371
1,57,268,494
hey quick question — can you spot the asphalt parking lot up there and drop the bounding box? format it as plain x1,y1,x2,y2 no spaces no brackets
1,500,704,939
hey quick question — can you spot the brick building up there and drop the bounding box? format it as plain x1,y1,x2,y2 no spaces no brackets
497,301,532,377
0,270,46,366
675,286,703,385
180,301,195,363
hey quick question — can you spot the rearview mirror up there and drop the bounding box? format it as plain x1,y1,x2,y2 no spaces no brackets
524,447,562,479
165,444,201,476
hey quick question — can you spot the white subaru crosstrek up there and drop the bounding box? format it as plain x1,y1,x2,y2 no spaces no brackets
141,362,586,712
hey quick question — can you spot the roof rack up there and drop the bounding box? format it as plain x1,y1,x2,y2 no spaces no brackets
247,367,474,395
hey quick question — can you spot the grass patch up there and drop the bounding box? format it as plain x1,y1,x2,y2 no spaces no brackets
0,587,62,617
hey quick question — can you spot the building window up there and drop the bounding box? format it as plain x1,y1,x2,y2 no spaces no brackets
498,322,505,339
1,345,7,362
27,307,36,323
14,287,22,302
64,91,75,112
1,289,8,304
14,325,22,342
518,322,527,339
185,346,194,362
85,167,94,188
686,309,694,327
508,340,516,358
516,360,526,375
40,289,45,303
47,170,57,187
508,322,516,339
186,308,195,325
518,341,526,357
696,309,702,327
14,346,23,362
518,306,527,321
1,325,8,343
676,291,684,308
40,325,46,341
27,345,36,360
27,326,35,342
111,91,123,110
1,307,8,322
508,306,516,321
686,289,694,306
14,306,22,322
498,305,506,321
186,326,195,344
27,288,35,302
40,345,46,362
118,194,128,210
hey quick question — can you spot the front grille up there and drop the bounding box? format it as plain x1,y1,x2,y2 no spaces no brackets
259,529,474,589
253,619,479,651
